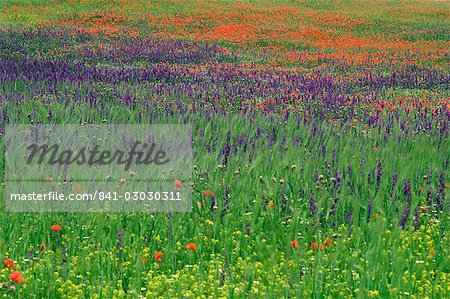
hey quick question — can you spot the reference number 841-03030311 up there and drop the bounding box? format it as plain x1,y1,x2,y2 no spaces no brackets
98,191,183,201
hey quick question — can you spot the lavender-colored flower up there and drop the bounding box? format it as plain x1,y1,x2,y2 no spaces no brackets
345,210,352,224
436,172,446,211
391,172,398,195
403,180,411,196
376,160,382,187
245,223,250,235
400,206,411,229
222,145,231,166
313,171,319,184
210,195,216,212
332,171,341,193
367,199,373,221
329,197,340,217
346,165,352,177
403,180,412,202
28,249,34,260
360,157,366,172
367,171,372,185
310,196,317,217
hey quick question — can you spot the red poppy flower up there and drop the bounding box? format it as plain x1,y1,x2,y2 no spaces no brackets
311,242,324,250
10,271,24,283
51,225,62,232
268,200,275,208
291,240,300,249
154,252,162,262
204,190,214,197
4,259,15,269
39,242,45,253
185,243,197,251
174,179,183,187
325,238,332,247
429,248,435,255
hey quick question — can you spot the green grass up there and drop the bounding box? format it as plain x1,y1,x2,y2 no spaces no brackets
1,97,449,298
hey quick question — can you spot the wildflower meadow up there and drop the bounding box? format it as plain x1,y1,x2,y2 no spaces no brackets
0,0,449,298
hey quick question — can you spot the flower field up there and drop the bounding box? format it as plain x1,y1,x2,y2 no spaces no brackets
0,0,449,298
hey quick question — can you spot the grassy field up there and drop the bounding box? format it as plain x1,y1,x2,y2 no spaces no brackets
0,0,449,298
